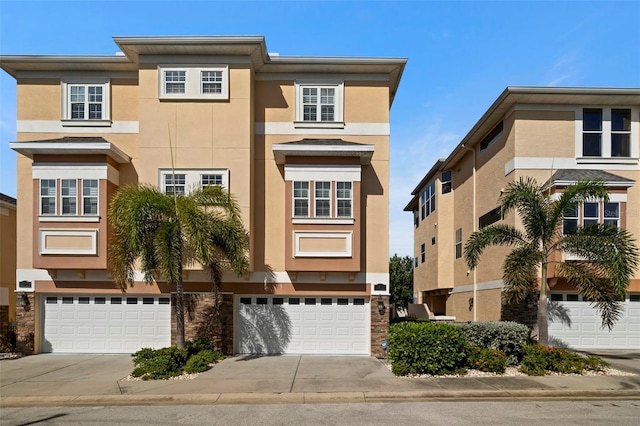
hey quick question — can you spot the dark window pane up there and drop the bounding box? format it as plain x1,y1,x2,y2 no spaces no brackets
563,219,578,234
62,297,73,304
604,203,619,219
111,297,122,304
612,109,631,131
353,298,365,305
479,207,501,229
159,298,170,305
337,298,348,305
583,202,598,218
288,298,300,305
550,294,563,301
78,297,90,304
46,297,57,304
95,297,106,304
256,298,267,305
240,297,251,305
583,133,601,156
566,294,579,301
480,121,504,151
127,297,138,305
612,134,630,157
630,294,640,302
304,298,316,305
321,298,332,305
143,298,154,305
583,109,602,131
272,298,284,305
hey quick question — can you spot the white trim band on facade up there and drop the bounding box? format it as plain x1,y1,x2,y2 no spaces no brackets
548,192,628,202
505,157,640,175
256,122,390,136
32,163,118,182
17,120,139,134
39,216,101,223
292,217,355,225
284,164,362,182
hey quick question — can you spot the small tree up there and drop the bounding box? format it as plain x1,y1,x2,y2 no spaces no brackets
390,254,414,310
108,184,249,349
464,178,638,346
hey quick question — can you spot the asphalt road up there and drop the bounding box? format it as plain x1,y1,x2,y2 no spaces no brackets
2,401,639,426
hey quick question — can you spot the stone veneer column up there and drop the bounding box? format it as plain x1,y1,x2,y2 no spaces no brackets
370,295,389,358
171,293,234,354
15,293,35,354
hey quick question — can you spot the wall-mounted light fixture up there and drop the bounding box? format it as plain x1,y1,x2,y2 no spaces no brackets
377,295,385,315
468,297,474,312
18,292,31,310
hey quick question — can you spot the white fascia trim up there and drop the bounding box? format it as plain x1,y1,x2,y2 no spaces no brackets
449,280,504,294
549,192,628,202
256,122,389,136
293,121,346,129
274,144,374,155
576,157,639,165
33,163,108,179
140,55,251,64
39,229,98,255
294,231,353,258
505,157,640,175
292,217,355,225
284,164,361,182
16,120,139,134
16,71,138,79
255,73,390,81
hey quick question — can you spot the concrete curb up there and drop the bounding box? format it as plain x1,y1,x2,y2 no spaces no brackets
2,390,640,407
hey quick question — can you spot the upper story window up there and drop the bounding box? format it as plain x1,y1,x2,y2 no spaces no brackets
421,243,426,263
441,171,452,194
294,81,344,128
563,201,621,234
578,107,637,161
420,180,436,220
39,178,99,217
480,121,504,152
292,180,353,219
293,181,310,217
159,169,229,195
61,78,110,125
455,228,463,259
159,65,229,100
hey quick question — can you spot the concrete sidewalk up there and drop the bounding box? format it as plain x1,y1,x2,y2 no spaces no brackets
1,354,639,407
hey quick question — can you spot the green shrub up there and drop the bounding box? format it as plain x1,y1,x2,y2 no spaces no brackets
186,338,214,357
518,344,607,376
185,351,213,374
459,321,530,366
388,322,467,376
466,345,507,373
131,346,189,380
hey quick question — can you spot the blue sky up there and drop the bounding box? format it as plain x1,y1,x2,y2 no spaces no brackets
1,0,639,257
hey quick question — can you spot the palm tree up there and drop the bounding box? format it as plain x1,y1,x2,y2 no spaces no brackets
108,184,249,349
464,177,638,346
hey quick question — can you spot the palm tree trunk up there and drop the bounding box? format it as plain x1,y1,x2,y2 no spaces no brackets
176,264,186,349
538,258,549,346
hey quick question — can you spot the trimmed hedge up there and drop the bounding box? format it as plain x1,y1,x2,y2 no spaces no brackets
466,345,506,373
388,322,467,375
131,341,224,380
459,321,530,366
519,344,609,376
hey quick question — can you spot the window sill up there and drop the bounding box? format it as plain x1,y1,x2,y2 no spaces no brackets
292,217,355,225
576,157,638,165
61,119,112,128
159,95,229,101
39,216,100,223
293,121,345,129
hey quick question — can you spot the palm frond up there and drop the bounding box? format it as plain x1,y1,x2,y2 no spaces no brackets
464,224,527,269
154,221,183,285
502,246,542,304
499,177,550,243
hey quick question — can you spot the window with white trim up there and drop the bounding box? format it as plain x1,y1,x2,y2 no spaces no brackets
159,65,229,100
82,179,99,215
455,228,463,259
580,107,635,158
336,182,352,217
441,171,452,194
315,181,331,217
61,79,110,123
421,180,436,220
40,179,56,216
563,201,621,234
294,81,344,125
61,179,77,215
159,169,229,195
293,181,309,217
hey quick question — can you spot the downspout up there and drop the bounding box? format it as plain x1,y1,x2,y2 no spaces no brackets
461,144,477,321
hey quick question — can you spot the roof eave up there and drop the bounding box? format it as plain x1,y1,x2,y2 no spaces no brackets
10,141,132,164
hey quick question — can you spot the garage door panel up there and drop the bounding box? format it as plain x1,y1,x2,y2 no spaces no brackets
236,296,369,355
43,294,171,353
549,300,640,349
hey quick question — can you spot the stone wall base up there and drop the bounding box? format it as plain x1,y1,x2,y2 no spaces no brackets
15,293,35,355
370,295,389,358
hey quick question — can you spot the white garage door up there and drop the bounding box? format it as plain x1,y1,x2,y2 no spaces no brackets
42,294,171,353
236,296,370,355
549,294,640,350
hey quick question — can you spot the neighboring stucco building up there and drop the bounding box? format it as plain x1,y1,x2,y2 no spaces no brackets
405,87,640,350
0,194,17,341
1,36,406,356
